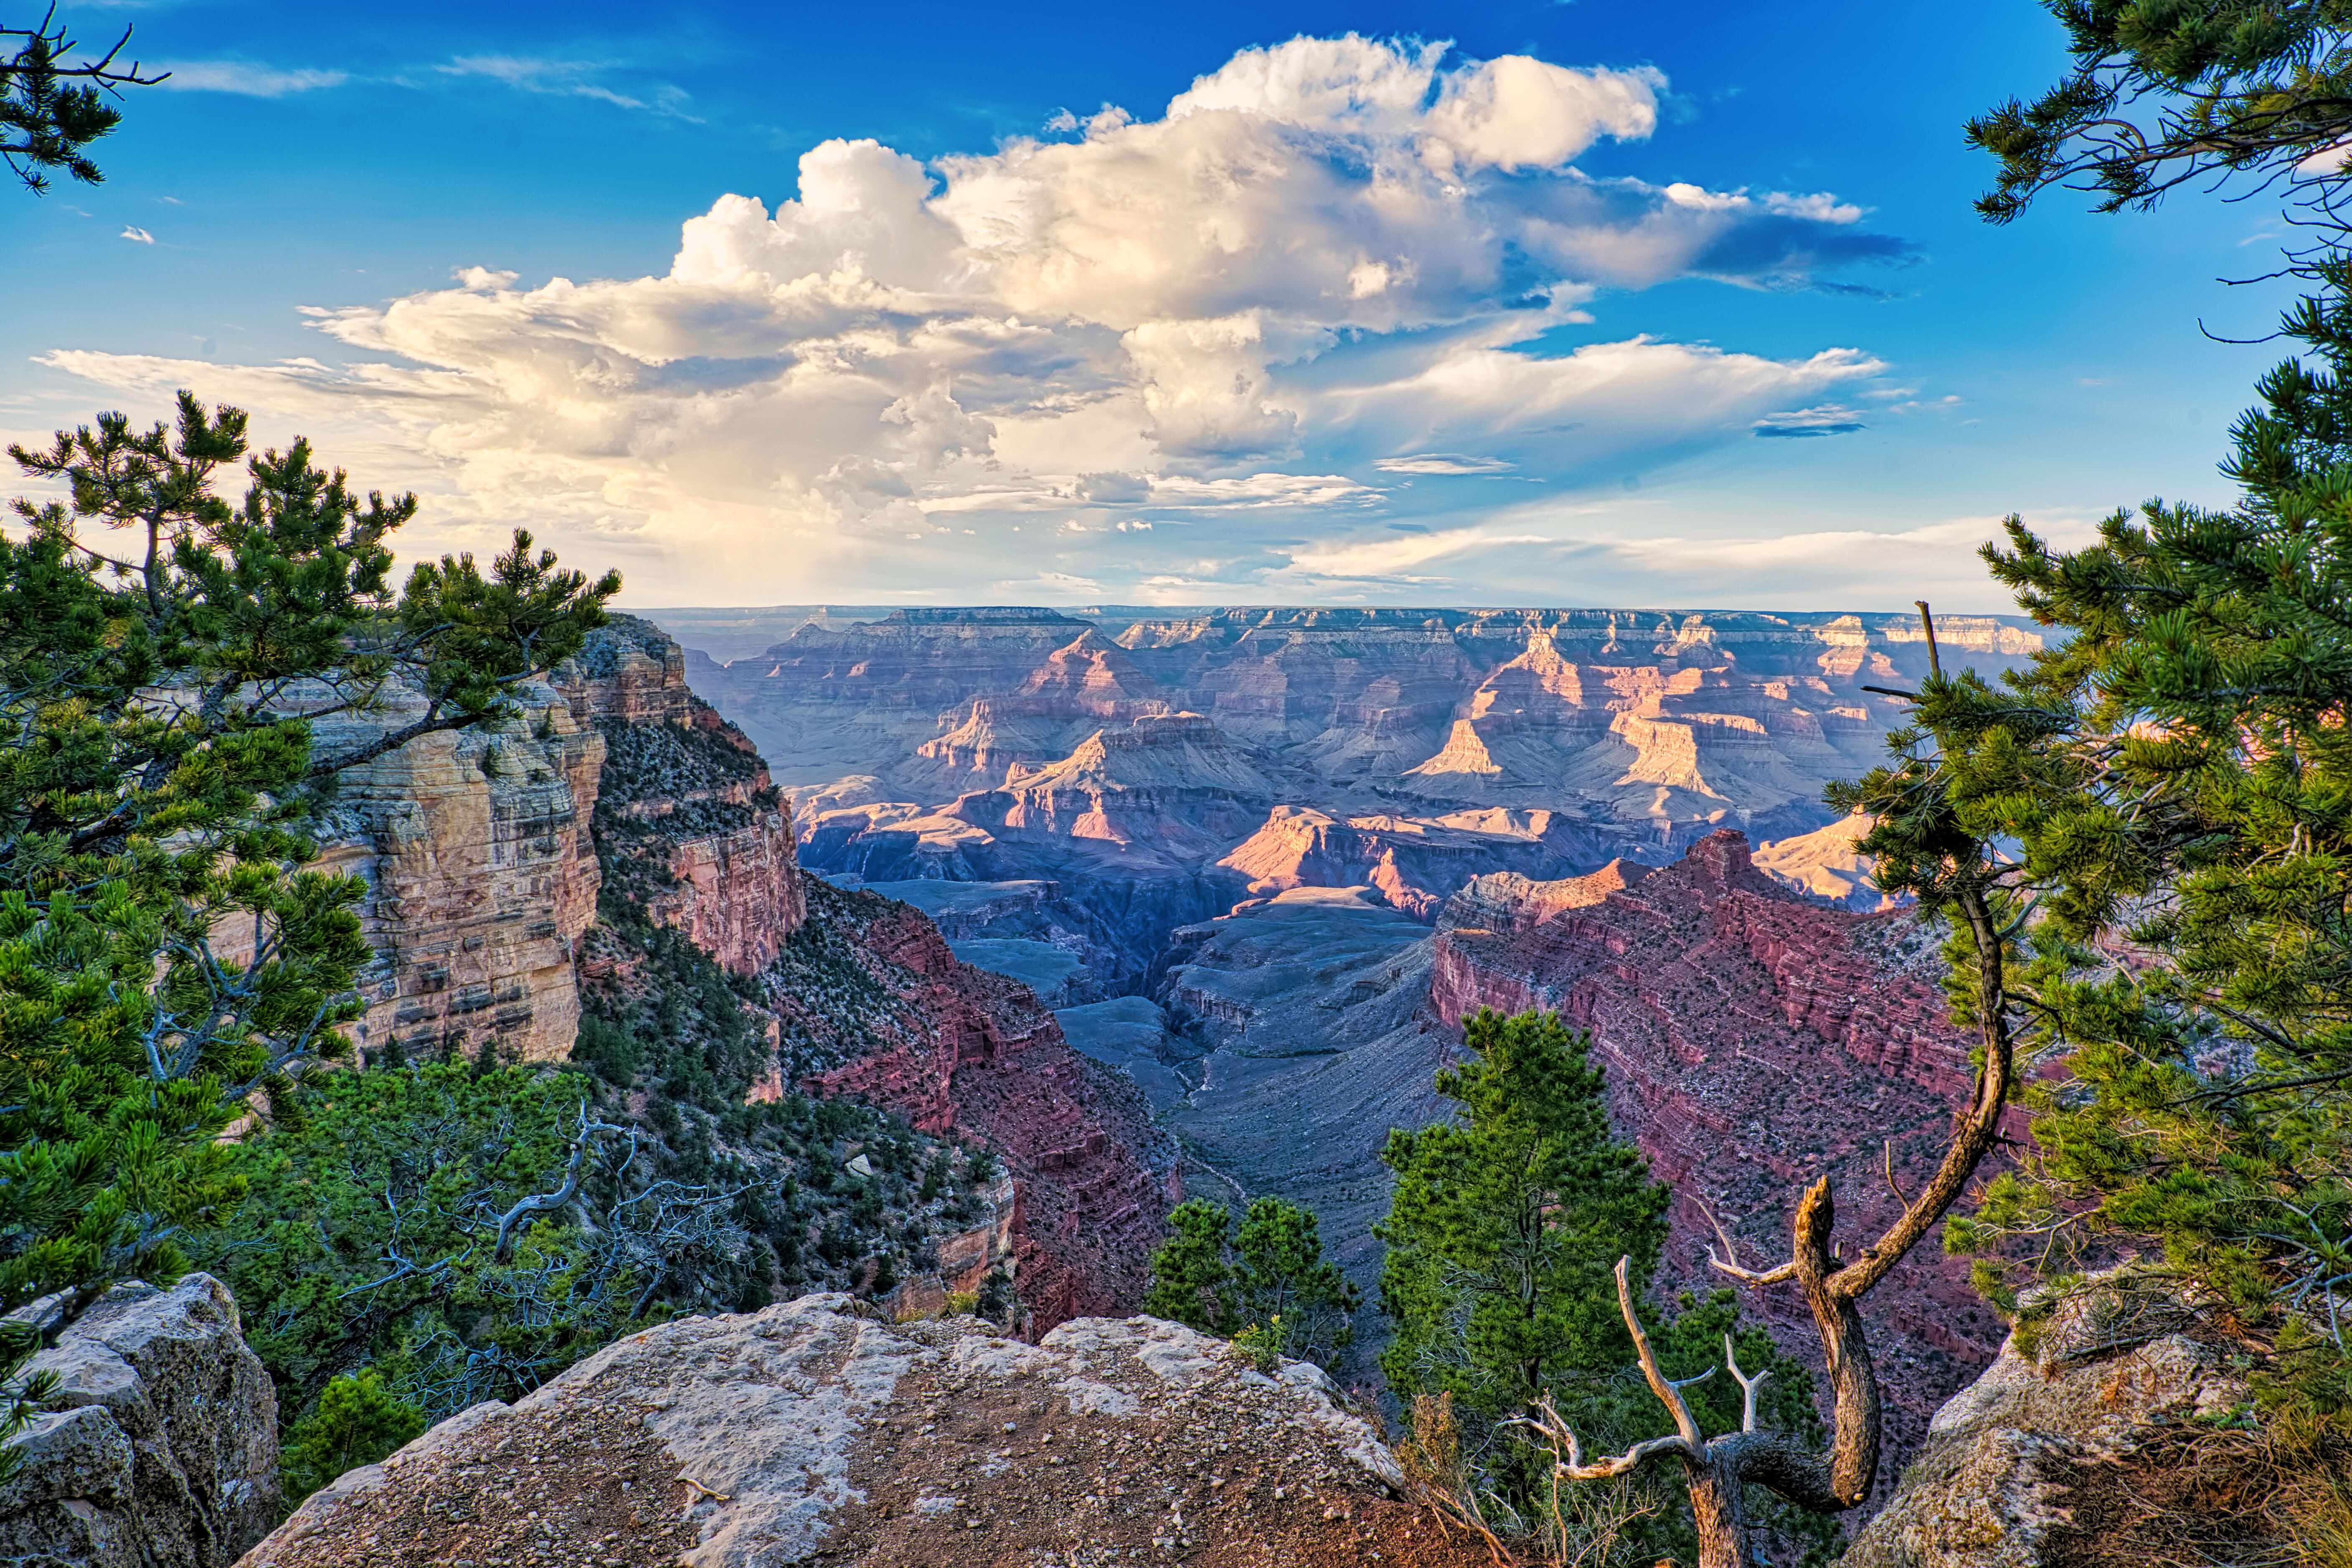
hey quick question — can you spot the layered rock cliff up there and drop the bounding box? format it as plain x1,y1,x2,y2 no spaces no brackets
698,606,2041,858
307,680,604,1066
556,614,806,975
1429,831,2011,1476
688,605,2041,983
241,1294,1479,1568
1217,804,1617,922
770,879,1178,1332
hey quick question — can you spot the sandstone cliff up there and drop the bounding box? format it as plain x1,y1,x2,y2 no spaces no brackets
695,606,2042,873
557,614,806,975
1,1275,279,1568
1429,830,2011,1479
240,1295,1480,1568
1217,804,1615,921
306,680,604,1066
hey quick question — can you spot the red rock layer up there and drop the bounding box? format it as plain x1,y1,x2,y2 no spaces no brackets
641,813,805,976
789,892,1176,1335
1429,830,2013,1487
559,615,809,975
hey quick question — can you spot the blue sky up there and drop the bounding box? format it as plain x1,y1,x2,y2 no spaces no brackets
0,0,2292,611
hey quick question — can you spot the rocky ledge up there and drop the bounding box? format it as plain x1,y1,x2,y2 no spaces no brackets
1846,1271,2297,1567
240,1294,1482,1568
1,1274,279,1568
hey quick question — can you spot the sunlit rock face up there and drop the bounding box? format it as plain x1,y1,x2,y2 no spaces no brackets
695,604,2033,893
303,678,607,1066
685,603,2033,979
555,614,808,976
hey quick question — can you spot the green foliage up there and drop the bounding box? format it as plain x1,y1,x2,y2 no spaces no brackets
195,1063,663,1424
1,13,162,194
1229,1317,1285,1374
278,1370,426,1505
0,393,612,1467
1141,1195,1360,1367
1142,1199,1234,1331
1936,23,2352,1423
1378,1008,1826,1560
1967,2,2352,230
1378,1008,1670,1425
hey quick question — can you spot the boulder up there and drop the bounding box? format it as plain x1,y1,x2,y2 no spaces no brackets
0,1274,279,1568
239,1294,1483,1568
1843,1273,2266,1567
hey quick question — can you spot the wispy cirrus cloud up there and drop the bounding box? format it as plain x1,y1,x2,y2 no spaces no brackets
158,60,348,96
434,55,699,118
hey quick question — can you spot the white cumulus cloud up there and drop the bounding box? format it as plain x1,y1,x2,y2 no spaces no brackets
41,33,1914,604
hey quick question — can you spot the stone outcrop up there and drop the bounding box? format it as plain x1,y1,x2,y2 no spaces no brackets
1218,804,1616,921
1428,831,2013,1481
307,680,605,1065
1751,810,1898,911
693,605,2041,860
558,614,807,975
239,1294,1480,1568
1845,1274,2290,1568
1,1275,278,1568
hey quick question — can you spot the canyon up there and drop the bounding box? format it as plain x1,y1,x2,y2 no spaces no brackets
650,603,2046,1482
284,612,1174,1337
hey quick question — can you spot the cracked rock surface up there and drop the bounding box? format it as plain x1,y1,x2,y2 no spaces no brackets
0,1273,280,1568
239,1294,1484,1568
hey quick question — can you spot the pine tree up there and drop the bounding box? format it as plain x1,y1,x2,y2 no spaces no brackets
2,12,165,194
1142,1195,1360,1368
0,393,616,1458
1378,1008,1668,1427
1931,0,2352,1431
1378,1008,1829,1563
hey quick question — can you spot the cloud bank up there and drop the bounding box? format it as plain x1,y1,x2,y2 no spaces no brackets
44,34,1921,604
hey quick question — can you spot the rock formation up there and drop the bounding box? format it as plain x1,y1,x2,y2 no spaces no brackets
695,606,2041,877
239,1294,1482,1568
1751,810,1897,911
1429,830,2013,1477
1844,1273,2297,1567
1217,804,1615,921
307,680,605,1066
771,880,1179,1332
683,605,2042,982
1,1275,278,1568
558,614,807,975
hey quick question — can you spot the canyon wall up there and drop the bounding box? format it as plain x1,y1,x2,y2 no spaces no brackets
555,613,806,974
677,606,2020,979
774,880,1178,1331
1429,830,2012,1482
307,680,605,1066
